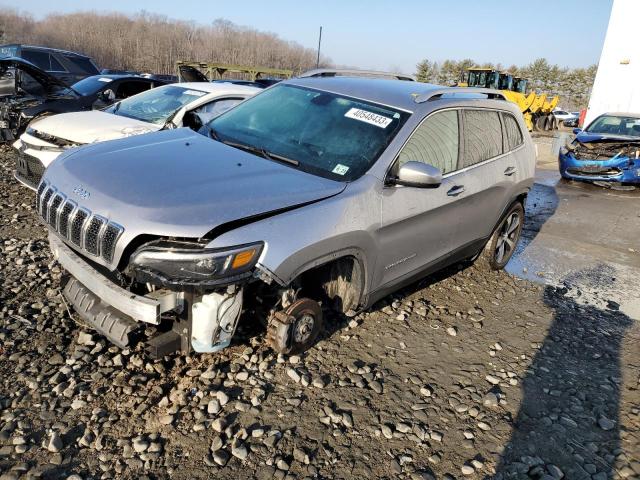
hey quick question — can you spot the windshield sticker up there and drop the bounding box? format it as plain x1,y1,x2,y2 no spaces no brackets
344,108,392,128
182,89,206,97
332,164,350,175
98,78,113,83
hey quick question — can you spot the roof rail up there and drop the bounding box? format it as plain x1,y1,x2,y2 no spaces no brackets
299,68,415,82
415,87,507,103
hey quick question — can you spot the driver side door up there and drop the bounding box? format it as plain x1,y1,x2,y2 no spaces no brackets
375,109,470,289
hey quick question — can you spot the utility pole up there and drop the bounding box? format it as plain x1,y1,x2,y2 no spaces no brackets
316,26,322,68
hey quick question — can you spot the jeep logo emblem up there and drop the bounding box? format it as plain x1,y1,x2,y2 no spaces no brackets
73,185,90,199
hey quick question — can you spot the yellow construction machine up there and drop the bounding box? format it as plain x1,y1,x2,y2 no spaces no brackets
458,68,559,131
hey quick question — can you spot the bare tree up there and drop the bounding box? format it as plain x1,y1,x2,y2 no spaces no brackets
0,9,331,75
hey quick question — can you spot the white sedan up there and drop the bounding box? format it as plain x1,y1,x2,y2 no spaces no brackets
13,82,261,189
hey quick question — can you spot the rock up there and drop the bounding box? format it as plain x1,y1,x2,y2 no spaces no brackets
212,449,229,466
547,464,564,479
159,415,174,425
77,331,94,345
293,447,309,464
231,440,248,460
381,424,393,439
208,399,221,415
211,418,227,433
461,465,475,475
46,432,63,453
287,368,301,383
420,385,433,397
446,326,457,336
482,392,499,407
598,417,615,431
485,375,501,385
477,421,491,431
210,436,224,452
132,438,149,453
216,391,230,406
370,380,383,394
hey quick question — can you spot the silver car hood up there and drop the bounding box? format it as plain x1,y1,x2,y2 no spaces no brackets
43,128,346,266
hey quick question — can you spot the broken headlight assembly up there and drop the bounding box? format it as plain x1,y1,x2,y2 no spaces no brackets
129,239,264,287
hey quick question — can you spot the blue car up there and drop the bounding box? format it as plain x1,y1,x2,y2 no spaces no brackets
559,112,640,185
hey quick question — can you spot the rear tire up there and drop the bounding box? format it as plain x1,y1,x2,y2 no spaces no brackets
478,202,524,270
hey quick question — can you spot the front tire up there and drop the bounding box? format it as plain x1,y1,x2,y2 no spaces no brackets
480,202,524,270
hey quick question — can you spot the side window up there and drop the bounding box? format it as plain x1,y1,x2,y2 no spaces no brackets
115,81,152,99
63,55,99,75
397,110,459,174
49,55,66,72
195,98,244,118
22,50,50,70
462,110,503,168
502,113,524,151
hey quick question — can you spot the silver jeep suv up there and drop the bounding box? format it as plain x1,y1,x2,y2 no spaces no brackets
37,75,535,357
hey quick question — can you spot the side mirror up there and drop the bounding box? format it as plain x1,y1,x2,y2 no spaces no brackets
392,161,442,188
572,128,582,135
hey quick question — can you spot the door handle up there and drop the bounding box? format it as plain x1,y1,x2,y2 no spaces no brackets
447,185,465,196
504,166,517,176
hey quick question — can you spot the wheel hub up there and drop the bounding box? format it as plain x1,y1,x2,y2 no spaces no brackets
266,298,323,354
495,212,520,263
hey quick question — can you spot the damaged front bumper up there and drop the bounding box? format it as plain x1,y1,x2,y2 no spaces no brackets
13,133,70,190
49,233,244,356
558,151,640,184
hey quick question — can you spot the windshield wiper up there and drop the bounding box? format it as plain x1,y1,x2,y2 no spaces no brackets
218,138,299,166
111,101,122,115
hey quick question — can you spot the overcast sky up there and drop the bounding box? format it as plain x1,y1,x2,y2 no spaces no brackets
13,0,613,73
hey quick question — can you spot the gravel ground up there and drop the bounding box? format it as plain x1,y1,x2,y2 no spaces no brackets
0,147,638,480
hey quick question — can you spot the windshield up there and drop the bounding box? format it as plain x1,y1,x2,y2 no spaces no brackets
207,84,409,181
104,85,207,125
586,115,640,137
71,76,115,95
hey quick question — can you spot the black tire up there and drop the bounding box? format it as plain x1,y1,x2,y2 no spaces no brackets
479,202,524,270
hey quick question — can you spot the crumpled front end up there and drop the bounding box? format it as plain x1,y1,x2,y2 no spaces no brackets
559,140,640,184
0,98,29,142
13,128,81,189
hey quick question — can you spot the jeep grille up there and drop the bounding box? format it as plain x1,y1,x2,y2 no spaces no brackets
37,181,123,264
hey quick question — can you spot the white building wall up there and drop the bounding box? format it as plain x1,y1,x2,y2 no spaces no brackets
585,0,640,126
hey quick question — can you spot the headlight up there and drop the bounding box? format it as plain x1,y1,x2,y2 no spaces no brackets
129,239,263,286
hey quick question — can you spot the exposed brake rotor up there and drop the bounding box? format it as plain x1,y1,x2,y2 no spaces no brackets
266,298,322,355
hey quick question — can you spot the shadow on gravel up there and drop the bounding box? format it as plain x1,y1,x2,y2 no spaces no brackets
492,268,632,479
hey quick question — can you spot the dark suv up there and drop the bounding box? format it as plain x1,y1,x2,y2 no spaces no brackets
0,44,99,84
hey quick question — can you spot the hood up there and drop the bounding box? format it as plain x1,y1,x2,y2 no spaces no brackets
43,128,346,243
575,131,640,144
29,110,159,144
179,65,209,83
0,57,70,93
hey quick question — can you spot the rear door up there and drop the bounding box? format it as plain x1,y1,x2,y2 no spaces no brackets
452,108,518,247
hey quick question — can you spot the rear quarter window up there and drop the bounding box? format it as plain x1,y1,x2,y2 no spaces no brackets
502,113,524,151
462,109,503,168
